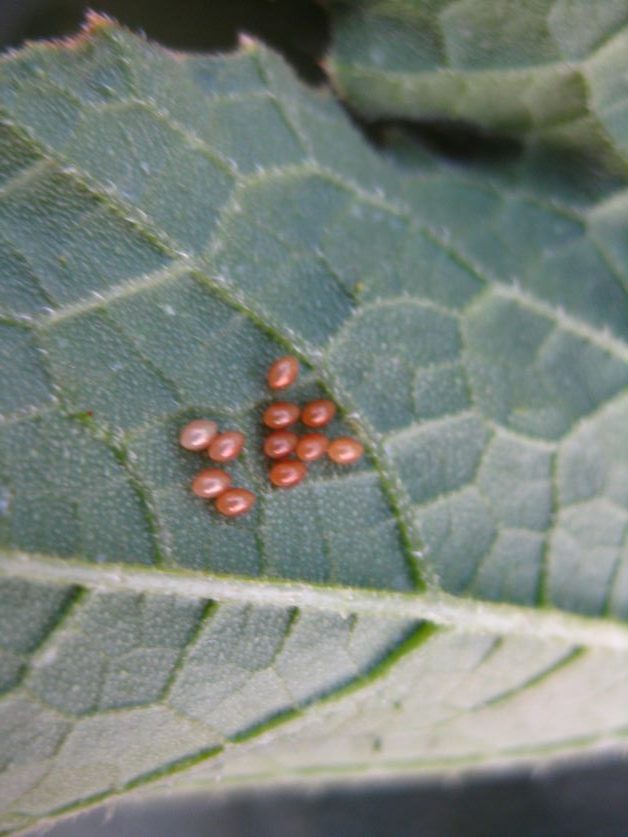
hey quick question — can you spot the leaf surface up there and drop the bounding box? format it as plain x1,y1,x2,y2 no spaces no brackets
0,14,628,832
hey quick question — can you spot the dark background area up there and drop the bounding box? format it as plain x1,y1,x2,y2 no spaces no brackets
2,2,628,835
29,755,628,837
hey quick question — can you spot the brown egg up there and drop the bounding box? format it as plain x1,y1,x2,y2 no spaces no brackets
267,355,299,390
301,399,336,428
262,401,300,430
264,430,298,459
191,468,231,499
215,487,256,517
208,430,245,462
179,419,218,451
269,460,307,488
327,437,364,465
296,433,329,462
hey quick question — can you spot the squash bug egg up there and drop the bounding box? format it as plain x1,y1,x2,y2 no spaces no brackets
208,430,245,462
296,433,329,462
328,437,364,465
267,355,299,390
269,460,307,488
179,419,218,451
264,430,298,459
301,399,336,428
216,487,256,517
263,402,300,429
191,468,231,498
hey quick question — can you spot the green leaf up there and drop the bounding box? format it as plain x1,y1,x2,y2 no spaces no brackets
327,0,628,167
0,13,628,833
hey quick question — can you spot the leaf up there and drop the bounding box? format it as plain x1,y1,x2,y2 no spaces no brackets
0,13,627,833
326,0,628,167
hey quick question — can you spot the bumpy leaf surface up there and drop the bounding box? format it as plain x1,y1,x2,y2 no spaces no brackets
0,14,627,834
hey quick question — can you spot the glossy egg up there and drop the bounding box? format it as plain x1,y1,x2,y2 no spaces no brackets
269,460,307,488
296,433,329,462
327,437,364,465
264,430,298,459
179,419,218,451
262,401,300,430
191,468,231,498
215,487,256,517
208,430,245,462
267,355,299,390
301,399,336,428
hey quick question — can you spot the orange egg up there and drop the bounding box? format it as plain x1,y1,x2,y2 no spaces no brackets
262,402,300,430
191,468,231,499
215,488,256,517
179,419,218,451
208,430,245,462
301,399,336,428
264,430,298,459
269,460,307,488
267,355,299,390
296,433,329,462
327,437,364,465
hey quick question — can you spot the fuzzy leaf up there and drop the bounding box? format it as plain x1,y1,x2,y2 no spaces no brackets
0,15,627,833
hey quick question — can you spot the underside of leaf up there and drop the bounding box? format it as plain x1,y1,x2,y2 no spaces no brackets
0,11,627,833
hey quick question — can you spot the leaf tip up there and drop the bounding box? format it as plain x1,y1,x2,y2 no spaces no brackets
83,9,118,33
44,9,121,50
238,32,260,52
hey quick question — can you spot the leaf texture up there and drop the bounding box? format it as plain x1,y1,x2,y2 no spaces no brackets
0,14,627,832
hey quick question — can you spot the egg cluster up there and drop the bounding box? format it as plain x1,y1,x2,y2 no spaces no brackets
263,355,364,487
179,355,364,517
179,420,256,517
